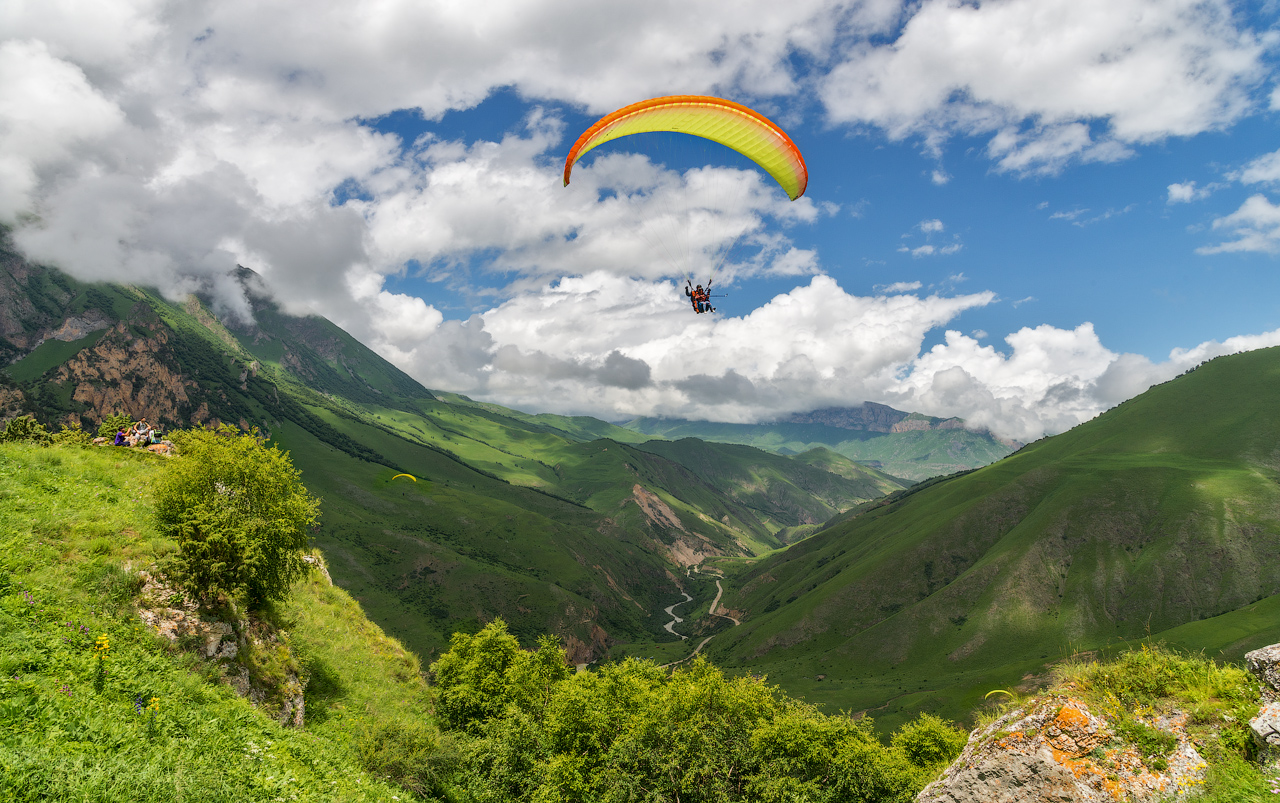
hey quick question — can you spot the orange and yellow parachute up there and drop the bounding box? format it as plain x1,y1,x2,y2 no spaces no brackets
563,95,808,201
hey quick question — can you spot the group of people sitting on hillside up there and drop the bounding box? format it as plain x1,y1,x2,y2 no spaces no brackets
113,419,161,447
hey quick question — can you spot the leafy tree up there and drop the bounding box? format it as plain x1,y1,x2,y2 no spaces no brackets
51,421,92,447
97,411,133,439
890,712,967,769
1,414,51,444
430,618,570,733
154,426,320,609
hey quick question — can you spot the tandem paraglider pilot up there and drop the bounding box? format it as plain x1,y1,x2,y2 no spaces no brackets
685,280,715,314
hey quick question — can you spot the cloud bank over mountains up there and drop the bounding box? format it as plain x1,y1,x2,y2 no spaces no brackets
3,0,1279,441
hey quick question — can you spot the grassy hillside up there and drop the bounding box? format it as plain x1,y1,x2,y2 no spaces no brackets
4,441,1269,803
708,347,1280,730
0,442,437,801
624,416,1015,481
1,257,901,664
633,439,906,536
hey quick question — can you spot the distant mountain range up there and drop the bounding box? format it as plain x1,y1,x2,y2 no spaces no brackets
624,403,1019,482
0,244,904,663
12,240,1278,734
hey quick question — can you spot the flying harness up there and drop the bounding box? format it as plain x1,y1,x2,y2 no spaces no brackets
686,280,714,314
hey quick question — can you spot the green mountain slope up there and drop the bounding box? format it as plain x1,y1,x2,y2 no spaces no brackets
624,414,1016,481
706,347,1280,728
1,254,894,663
632,440,906,537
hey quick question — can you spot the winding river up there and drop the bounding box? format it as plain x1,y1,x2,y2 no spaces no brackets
662,592,693,640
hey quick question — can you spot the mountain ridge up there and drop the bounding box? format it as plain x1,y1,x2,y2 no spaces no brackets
0,251,902,666
624,408,1018,481
705,346,1280,728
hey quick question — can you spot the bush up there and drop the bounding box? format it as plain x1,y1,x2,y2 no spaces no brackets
51,421,92,447
1,415,51,444
434,622,940,803
430,618,570,733
891,713,967,769
153,427,320,609
97,412,134,439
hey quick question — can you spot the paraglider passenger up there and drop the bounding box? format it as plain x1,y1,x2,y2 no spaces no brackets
685,280,715,314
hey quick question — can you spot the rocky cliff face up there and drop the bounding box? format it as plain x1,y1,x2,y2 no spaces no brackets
0,246,75,358
53,317,212,430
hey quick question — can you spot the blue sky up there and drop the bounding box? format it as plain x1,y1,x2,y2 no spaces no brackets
369,86,1280,358
5,0,1280,439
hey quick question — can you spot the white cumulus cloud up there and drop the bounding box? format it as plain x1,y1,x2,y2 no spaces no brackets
821,0,1268,173
1198,194,1280,254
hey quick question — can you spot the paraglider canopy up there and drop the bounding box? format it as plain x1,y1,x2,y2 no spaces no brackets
563,95,808,201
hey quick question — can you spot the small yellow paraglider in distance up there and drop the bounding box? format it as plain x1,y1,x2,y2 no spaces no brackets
391,473,417,482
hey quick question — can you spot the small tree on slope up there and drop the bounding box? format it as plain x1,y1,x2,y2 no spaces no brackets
155,426,320,610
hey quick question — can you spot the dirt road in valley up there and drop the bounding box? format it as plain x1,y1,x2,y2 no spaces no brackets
661,567,740,668
708,579,740,625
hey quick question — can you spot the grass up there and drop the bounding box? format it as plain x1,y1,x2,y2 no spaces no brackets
0,442,442,801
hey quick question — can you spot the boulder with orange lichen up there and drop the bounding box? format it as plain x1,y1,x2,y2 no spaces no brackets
917,696,1207,803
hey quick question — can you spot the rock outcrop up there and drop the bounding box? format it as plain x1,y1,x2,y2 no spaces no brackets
1247,644,1280,763
922,643,1280,802
917,697,1207,802
136,570,307,728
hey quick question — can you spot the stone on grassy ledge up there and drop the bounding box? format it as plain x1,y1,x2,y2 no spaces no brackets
1246,644,1280,764
916,697,1207,803
1246,644,1280,702
136,570,305,728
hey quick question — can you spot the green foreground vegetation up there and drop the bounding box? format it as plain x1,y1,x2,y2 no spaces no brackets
0,441,424,800
2,438,1277,802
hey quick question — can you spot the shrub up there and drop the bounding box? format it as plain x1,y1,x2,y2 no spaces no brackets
430,618,570,733
891,712,968,769
51,421,92,447
1,415,51,444
97,412,134,439
435,623,940,803
153,427,320,610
